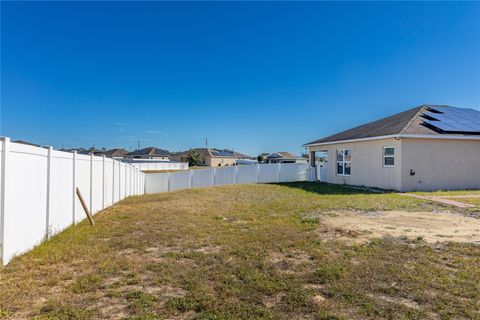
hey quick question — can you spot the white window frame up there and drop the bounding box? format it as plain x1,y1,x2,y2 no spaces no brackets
336,149,351,176
383,146,395,168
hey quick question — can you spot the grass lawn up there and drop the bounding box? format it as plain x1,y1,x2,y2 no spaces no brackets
0,183,479,320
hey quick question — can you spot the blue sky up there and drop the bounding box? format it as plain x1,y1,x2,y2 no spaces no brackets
1,2,479,155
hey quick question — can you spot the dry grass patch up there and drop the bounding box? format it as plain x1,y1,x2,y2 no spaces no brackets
0,182,479,319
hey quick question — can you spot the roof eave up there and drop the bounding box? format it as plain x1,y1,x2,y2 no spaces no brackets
304,134,480,147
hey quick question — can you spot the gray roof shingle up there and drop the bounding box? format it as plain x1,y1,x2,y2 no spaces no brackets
127,147,170,156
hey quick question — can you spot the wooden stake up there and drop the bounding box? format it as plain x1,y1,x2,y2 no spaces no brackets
76,187,94,225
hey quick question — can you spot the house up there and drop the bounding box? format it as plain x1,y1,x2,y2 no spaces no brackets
62,147,103,155
305,105,480,192
170,148,251,166
94,148,129,159
264,152,308,164
12,140,41,147
124,147,170,161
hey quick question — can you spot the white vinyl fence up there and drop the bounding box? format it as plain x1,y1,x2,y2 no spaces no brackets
122,160,188,172
145,163,312,194
0,137,145,265
315,163,328,182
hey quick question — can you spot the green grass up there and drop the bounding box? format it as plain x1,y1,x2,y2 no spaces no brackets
0,182,479,319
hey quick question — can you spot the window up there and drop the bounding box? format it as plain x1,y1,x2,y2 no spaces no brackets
383,147,395,167
336,149,351,176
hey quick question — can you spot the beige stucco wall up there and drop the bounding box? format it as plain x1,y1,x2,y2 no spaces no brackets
169,154,237,167
309,137,480,191
208,157,237,167
401,139,480,191
309,138,403,190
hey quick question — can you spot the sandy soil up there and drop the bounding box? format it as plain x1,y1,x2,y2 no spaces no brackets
321,211,480,244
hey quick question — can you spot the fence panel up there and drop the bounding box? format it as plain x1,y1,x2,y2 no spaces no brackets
120,162,126,199
298,163,310,181
318,164,328,182
258,164,279,183
279,163,299,182
169,171,190,191
125,160,188,172
214,167,236,186
145,173,169,193
50,150,74,234
104,159,114,206
192,169,214,188
91,157,103,214
237,165,257,184
3,143,48,263
75,154,91,223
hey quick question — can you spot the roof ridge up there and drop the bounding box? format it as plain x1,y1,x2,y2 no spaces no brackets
399,105,428,134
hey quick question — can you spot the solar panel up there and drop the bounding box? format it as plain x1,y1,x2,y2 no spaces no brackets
211,150,235,157
422,107,480,133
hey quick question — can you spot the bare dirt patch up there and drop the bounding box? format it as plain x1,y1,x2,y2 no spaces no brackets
321,211,480,244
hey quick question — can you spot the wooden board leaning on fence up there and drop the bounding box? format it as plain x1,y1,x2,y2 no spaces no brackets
76,187,95,226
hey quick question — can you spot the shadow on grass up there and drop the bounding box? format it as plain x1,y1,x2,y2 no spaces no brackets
276,181,391,195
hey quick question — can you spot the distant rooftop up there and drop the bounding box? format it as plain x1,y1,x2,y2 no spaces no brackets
266,152,298,159
172,148,251,159
12,140,41,147
95,148,129,157
126,147,170,156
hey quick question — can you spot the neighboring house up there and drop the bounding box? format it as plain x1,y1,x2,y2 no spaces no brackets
305,105,480,191
95,148,129,159
124,147,170,161
62,147,103,155
264,152,308,164
170,148,251,166
12,140,41,147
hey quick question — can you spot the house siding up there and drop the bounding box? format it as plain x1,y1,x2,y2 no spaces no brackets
400,138,480,191
209,157,237,167
309,138,403,190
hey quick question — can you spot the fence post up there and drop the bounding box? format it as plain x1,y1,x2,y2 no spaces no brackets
234,165,238,184
189,170,193,189
72,151,77,225
124,164,127,198
256,164,260,183
277,163,281,182
167,172,171,192
213,167,217,186
0,137,10,265
45,146,53,240
102,155,106,209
